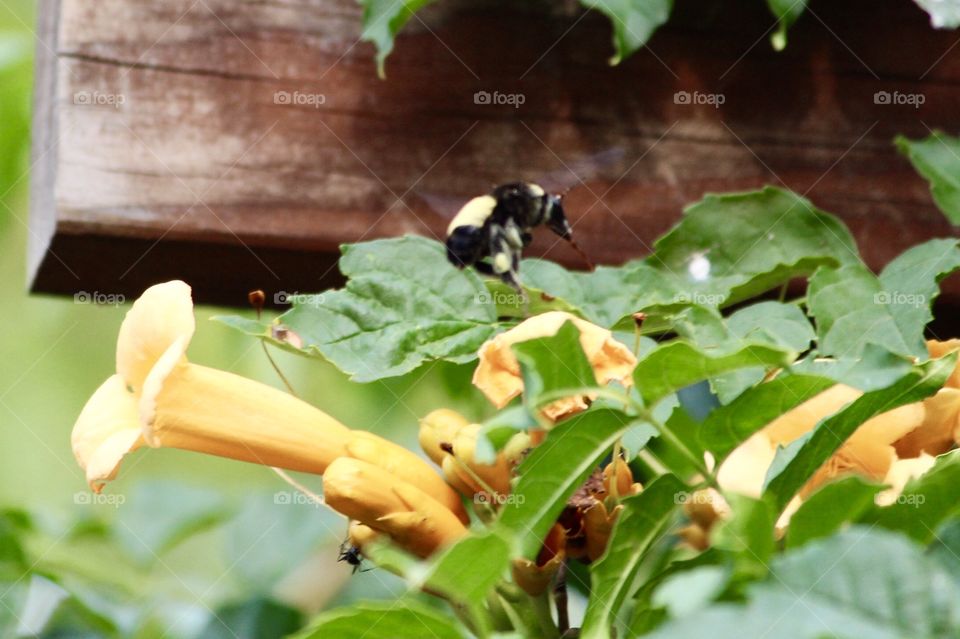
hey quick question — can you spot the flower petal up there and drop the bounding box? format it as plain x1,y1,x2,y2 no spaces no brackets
71,375,143,492
716,432,777,498
472,311,636,409
116,281,195,393
894,388,960,458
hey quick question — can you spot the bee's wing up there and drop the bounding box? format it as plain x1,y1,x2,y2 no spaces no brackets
414,191,468,220
535,147,627,195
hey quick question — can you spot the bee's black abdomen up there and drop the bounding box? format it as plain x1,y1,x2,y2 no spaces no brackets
446,225,485,268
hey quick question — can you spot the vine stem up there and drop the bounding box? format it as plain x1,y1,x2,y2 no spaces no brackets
259,341,329,506
635,407,715,486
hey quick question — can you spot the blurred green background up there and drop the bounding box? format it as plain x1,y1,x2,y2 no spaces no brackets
0,2,482,635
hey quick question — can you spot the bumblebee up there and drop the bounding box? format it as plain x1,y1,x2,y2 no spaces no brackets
445,182,585,291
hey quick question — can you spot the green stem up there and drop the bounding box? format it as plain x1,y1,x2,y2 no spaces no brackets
495,582,560,639
637,407,715,486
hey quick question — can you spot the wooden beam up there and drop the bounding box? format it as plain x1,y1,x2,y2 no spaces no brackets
30,0,959,311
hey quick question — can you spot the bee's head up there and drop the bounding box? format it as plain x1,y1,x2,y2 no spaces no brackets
545,194,572,240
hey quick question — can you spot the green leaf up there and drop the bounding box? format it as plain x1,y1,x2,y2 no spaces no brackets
580,474,685,639
699,374,835,459
201,598,303,639
579,0,673,65
498,408,637,557
649,187,858,306
710,494,776,582
294,599,467,639
114,480,231,565
878,238,960,345
512,320,600,411
808,262,933,361
219,236,499,382
484,279,581,319
792,343,916,392
650,565,727,619
860,449,960,542
727,302,815,352
766,0,808,50
474,406,537,465
520,259,681,329
423,532,510,607
643,404,705,477
897,131,960,223
15,576,118,637
764,356,955,510
785,476,880,548
646,527,960,638
927,518,960,582
633,340,795,406
359,0,437,77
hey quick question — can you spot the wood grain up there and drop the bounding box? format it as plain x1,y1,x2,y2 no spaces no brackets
30,0,960,320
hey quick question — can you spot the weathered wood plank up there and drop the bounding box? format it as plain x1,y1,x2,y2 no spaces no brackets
30,0,960,313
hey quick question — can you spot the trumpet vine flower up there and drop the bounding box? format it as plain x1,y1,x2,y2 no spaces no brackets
72,281,468,524
472,312,637,422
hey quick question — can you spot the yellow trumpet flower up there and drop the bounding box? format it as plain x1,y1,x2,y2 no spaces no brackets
72,281,353,492
72,281,468,523
324,457,468,558
472,312,637,422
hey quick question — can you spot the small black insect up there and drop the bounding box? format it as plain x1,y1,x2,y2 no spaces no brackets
445,182,590,292
338,540,368,574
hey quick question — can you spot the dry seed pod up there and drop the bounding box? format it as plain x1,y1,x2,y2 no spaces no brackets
512,524,567,596
602,459,635,497
419,408,470,465
583,501,623,562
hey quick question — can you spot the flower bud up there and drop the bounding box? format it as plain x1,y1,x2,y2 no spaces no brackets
419,409,470,465
346,431,468,523
324,458,467,558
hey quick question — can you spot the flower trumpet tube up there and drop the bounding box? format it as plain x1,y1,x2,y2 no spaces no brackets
72,282,354,491
472,312,637,422
324,457,468,558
